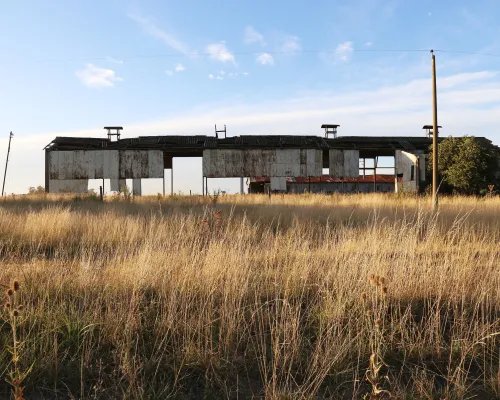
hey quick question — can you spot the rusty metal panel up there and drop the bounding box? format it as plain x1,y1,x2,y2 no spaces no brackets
343,150,359,178
48,179,88,193
148,150,164,178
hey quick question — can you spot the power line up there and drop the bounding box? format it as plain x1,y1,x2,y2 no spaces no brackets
0,48,432,64
434,49,500,57
2,48,499,64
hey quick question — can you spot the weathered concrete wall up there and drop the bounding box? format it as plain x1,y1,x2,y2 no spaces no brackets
50,150,120,180
48,150,164,192
48,179,88,193
395,150,419,192
203,149,322,178
329,150,359,178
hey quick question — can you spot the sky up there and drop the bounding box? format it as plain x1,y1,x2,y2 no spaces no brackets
1,0,500,194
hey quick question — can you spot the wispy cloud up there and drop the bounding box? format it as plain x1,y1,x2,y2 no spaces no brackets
280,36,301,55
256,53,274,66
336,41,354,61
208,74,214,79
129,14,191,55
206,43,236,64
244,26,265,45
175,63,186,72
107,56,124,64
75,64,122,88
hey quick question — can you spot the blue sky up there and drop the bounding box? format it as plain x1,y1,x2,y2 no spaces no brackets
1,0,500,194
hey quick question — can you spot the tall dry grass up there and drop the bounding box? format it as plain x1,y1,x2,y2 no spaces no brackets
0,193,498,399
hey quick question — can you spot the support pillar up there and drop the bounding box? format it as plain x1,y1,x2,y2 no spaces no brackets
171,168,173,195
132,179,142,196
240,177,244,194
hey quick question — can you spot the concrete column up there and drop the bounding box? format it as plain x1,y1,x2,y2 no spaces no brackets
132,179,142,196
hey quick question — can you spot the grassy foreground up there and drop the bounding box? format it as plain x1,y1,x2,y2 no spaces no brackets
0,193,499,399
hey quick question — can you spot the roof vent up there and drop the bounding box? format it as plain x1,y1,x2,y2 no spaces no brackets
104,126,123,141
422,125,442,138
322,124,339,138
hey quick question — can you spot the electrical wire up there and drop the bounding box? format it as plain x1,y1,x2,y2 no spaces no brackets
2,48,499,64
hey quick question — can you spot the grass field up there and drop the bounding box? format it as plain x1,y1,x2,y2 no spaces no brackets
0,193,499,399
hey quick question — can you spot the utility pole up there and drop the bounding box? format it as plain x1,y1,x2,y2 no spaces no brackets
2,132,13,196
431,50,439,210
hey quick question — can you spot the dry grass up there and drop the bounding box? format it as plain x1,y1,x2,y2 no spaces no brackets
0,193,499,399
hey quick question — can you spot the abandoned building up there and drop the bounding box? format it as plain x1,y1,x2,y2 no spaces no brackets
43,125,499,195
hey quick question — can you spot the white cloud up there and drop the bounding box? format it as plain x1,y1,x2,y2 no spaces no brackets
165,70,174,76
365,42,373,47
208,74,214,79
216,76,223,80
206,43,236,64
256,53,274,66
175,64,185,72
244,26,265,45
243,72,249,76
280,36,301,54
75,64,122,88
129,14,191,55
336,41,354,61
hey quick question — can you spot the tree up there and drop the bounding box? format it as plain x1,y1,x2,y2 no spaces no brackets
428,136,499,195
27,185,45,195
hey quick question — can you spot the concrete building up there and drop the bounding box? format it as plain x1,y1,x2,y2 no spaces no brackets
43,126,500,195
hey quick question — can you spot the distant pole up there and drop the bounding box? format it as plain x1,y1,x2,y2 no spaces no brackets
99,186,103,202
2,132,13,196
431,50,439,210
163,171,165,196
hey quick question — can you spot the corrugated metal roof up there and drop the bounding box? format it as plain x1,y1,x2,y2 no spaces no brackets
45,134,498,153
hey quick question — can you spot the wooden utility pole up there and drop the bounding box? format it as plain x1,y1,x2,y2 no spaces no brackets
2,132,13,196
431,50,439,210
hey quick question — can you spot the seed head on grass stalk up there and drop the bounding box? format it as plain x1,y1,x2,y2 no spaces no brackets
3,280,30,400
